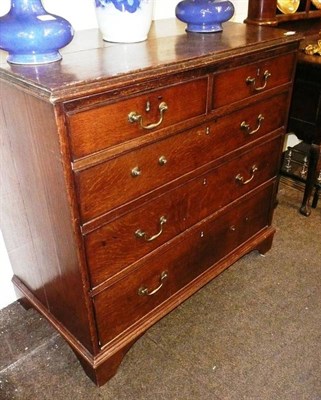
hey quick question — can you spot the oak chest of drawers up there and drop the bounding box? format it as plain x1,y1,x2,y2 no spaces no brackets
0,20,300,386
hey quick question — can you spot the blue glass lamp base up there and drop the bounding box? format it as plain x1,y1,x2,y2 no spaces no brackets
175,0,234,34
7,51,62,65
0,0,73,66
186,22,224,33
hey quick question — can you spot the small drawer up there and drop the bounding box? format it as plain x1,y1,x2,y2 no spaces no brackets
212,52,295,109
93,183,274,346
67,77,208,159
210,91,288,145
85,135,282,287
76,94,286,223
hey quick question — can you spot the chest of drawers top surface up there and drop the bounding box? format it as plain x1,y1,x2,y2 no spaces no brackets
0,20,300,101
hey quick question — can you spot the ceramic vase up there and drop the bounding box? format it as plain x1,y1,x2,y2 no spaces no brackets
175,0,234,33
95,0,153,43
0,0,74,65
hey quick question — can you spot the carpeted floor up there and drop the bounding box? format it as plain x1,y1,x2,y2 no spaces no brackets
0,183,320,400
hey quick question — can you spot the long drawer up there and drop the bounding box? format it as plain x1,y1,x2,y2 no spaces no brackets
67,77,208,159
93,183,275,346
76,93,287,222
85,134,283,288
212,52,295,109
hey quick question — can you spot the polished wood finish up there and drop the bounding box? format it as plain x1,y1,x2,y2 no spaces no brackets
0,81,94,352
76,96,287,223
245,0,321,26
246,0,278,26
212,53,295,108
86,135,283,288
67,77,208,159
94,183,275,346
0,20,300,386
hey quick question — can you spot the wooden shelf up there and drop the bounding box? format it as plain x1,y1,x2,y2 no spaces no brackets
245,0,321,26
276,10,321,23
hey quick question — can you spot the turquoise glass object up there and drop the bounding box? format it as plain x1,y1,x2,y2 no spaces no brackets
175,0,234,33
0,0,74,65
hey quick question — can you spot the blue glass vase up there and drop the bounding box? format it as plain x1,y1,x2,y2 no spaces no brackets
0,0,74,65
175,0,234,33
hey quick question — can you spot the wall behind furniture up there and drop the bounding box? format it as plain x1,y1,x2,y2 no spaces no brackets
0,0,249,310
0,0,249,27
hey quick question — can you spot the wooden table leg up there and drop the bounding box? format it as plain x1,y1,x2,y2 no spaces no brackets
300,143,320,216
312,185,320,208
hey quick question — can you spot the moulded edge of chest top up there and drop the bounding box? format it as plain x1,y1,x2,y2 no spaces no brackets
63,47,301,117
57,40,302,104
0,32,301,105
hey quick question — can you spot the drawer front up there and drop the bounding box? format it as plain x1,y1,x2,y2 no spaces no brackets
67,78,208,159
94,183,275,346
77,94,286,222
212,52,295,109
85,135,282,287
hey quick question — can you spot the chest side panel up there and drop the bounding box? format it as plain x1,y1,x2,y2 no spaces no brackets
1,81,94,352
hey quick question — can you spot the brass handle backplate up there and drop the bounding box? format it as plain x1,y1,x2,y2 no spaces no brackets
240,114,264,135
235,165,258,185
138,271,168,296
246,70,271,92
135,216,167,242
128,101,168,130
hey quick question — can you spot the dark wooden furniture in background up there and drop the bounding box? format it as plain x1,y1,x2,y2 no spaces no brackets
245,0,321,27
246,0,321,215
285,43,321,215
0,21,300,386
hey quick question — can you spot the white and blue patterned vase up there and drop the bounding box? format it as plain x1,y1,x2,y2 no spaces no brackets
95,0,154,43
0,0,73,65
